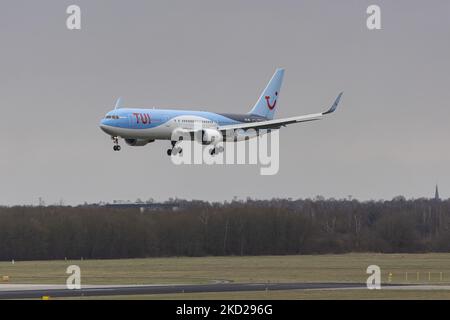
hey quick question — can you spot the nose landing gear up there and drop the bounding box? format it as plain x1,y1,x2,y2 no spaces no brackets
112,136,121,151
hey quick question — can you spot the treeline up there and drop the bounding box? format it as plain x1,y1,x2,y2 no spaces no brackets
0,198,450,261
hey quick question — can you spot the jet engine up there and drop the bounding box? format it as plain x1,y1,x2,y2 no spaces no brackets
124,138,155,146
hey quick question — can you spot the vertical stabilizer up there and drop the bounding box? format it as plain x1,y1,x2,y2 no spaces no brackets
248,68,284,120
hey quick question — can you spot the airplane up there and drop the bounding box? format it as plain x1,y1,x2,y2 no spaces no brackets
99,68,342,155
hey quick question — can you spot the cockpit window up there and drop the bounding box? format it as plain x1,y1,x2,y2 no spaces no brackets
105,115,119,120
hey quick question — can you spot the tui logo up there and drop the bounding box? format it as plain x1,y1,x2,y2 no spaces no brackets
133,113,151,124
265,92,278,110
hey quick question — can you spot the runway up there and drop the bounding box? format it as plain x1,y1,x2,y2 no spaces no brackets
1,282,449,299
0,282,367,299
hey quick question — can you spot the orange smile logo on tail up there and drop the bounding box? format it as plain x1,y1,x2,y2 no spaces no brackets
265,92,278,110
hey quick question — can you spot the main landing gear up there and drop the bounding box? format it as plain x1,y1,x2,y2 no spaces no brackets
112,136,121,152
166,140,225,156
167,140,182,156
209,146,224,156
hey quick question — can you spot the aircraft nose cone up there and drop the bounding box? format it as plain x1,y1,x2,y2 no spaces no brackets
99,120,113,134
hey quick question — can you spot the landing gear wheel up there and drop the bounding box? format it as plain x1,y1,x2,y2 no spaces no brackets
112,136,121,151
168,140,183,156
172,147,183,156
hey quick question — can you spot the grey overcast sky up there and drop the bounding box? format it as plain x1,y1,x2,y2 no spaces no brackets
1,0,449,205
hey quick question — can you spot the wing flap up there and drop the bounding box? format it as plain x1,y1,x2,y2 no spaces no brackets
218,113,323,131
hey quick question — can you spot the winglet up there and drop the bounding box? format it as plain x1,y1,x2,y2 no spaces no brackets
114,97,123,110
322,92,343,115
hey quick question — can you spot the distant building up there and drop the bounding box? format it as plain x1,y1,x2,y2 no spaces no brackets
435,185,440,201
101,202,180,211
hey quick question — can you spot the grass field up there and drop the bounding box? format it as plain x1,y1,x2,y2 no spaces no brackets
1,253,450,299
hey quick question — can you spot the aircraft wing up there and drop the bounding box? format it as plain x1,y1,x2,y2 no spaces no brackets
218,92,343,132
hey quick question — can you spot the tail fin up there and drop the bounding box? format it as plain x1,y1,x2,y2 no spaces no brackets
248,68,284,120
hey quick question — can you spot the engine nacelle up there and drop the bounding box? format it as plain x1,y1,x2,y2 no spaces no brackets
125,138,155,147
201,129,222,145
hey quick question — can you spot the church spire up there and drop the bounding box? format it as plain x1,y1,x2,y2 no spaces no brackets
435,184,440,201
